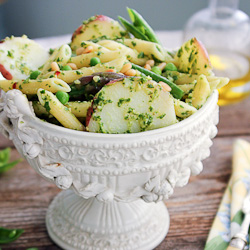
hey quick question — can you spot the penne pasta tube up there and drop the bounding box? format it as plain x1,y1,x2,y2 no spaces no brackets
98,40,129,51
42,56,127,83
69,50,124,68
0,78,70,94
123,38,170,62
173,99,197,118
33,101,91,118
97,40,147,65
66,101,91,118
40,44,72,75
191,75,211,109
177,83,195,94
37,89,85,131
165,71,229,89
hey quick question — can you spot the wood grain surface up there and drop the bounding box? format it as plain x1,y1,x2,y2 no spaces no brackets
0,97,250,250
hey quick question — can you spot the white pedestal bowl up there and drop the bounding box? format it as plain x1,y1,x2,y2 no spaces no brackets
0,89,219,250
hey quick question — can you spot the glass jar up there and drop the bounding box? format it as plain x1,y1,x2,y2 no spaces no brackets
183,0,250,106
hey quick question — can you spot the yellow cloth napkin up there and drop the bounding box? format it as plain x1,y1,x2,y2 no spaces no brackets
204,139,250,250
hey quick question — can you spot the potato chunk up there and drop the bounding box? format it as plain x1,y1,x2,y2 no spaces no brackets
87,77,177,133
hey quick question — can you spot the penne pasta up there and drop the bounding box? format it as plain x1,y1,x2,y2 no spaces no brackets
69,50,125,68
177,83,195,95
165,71,229,90
37,89,85,131
191,75,211,109
42,56,127,83
123,38,171,62
66,101,91,118
98,40,129,51
0,78,70,94
40,44,72,75
173,99,197,118
97,40,147,65
33,101,91,118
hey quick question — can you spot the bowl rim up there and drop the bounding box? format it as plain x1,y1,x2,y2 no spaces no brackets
24,90,218,139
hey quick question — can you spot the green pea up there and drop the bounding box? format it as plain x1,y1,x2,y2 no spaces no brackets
30,70,41,79
90,57,101,66
164,62,177,71
56,91,69,104
61,65,72,71
151,66,161,75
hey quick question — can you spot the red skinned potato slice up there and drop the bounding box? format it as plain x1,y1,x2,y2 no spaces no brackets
71,15,126,51
86,77,177,133
174,37,212,75
0,36,49,80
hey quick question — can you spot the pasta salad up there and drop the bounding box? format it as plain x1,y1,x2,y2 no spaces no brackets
0,8,229,134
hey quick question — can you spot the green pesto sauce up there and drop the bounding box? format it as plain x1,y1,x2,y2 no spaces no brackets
117,98,131,107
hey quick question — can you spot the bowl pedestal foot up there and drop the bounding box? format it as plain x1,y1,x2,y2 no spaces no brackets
46,190,169,250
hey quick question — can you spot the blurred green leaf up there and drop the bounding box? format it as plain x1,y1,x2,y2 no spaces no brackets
0,148,10,167
0,148,22,174
0,227,24,244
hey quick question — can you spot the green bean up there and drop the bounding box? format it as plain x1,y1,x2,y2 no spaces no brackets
127,8,162,45
118,16,148,41
0,227,24,244
131,63,184,99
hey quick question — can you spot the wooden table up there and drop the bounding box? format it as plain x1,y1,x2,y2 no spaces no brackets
1,97,250,250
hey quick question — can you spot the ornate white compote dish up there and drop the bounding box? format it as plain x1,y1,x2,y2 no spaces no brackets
0,89,219,250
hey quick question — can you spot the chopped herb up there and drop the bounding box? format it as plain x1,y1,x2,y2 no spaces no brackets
81,42,86,47
82,16,97,25
156,45,161,52
117,98,131,107
7,50,14,58
49,48,55,55
184,45,190,52
158,114,166,119
137,52,144,58
147,83,154,88
188,50,194,63
177,47,183,58
93,115,101,121
138,113,153,131
131,41,137,46
89,35,108,43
